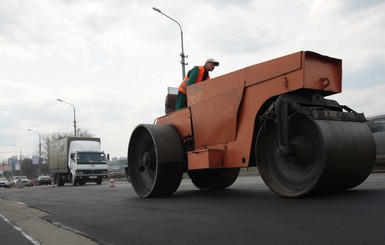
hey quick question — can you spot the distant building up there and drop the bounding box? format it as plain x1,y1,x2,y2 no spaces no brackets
8,156,18,176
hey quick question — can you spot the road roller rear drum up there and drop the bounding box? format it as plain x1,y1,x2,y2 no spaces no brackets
128,124,185,197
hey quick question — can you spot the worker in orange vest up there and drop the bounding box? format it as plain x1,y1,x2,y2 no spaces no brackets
175,58,219,109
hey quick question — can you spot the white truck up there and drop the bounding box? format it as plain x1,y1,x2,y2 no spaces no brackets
49,137,108,186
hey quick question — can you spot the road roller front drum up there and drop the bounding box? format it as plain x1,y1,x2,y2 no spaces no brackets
256,113,376,198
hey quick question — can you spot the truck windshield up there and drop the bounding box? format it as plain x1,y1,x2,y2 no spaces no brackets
77,153,106,164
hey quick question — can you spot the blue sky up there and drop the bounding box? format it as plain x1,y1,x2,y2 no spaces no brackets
1,0,384,160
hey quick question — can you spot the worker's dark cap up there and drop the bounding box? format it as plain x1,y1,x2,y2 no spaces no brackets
206,58,219,66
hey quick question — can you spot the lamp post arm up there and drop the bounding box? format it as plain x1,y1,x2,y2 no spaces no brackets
153,7,187,79
57,99,77,136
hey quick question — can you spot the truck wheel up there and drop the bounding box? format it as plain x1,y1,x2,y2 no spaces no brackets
188,168,240,190
256,114,376,198
128,124,184,197
57,175,65,187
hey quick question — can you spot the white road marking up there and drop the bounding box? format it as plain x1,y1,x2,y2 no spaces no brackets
0,214,40,245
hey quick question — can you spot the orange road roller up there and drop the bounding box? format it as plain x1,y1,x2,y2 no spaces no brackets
127,51,376,198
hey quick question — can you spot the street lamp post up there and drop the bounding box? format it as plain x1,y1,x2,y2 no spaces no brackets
11,144,22,175
57,99,77,136
153,7,187,79
28,129,41,176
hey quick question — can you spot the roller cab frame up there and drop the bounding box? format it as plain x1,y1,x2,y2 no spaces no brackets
128,51,376,198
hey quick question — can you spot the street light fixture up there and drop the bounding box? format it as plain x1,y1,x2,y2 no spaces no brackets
11,144,22,175
153,7,187,79
27,129,41,176
57,98,77,136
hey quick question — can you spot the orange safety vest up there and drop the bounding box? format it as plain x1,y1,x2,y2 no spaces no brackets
178,66,210,95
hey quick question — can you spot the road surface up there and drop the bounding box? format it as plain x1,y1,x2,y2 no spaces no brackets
1,172,385,245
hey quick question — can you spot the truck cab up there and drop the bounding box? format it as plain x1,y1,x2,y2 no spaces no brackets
69,151,108,185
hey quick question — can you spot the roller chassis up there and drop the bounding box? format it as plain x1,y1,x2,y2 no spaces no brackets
127,51,376,198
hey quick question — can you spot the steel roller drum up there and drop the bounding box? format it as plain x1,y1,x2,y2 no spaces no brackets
256,114,376,198
128,124,184,197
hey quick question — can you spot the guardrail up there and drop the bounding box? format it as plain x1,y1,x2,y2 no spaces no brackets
107,171,127,181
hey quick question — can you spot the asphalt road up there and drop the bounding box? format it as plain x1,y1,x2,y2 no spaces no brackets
1,172,385,245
